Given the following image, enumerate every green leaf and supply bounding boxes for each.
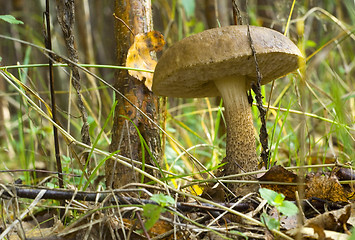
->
[349,228,355,240]
[259,188,279,206]
[274,193,285,206]
[143,204,162,230]
[143,194,174,231]
[150,193,175,207]
[0,15,24,24]
[260,212,280,230]
[278,200,299,217]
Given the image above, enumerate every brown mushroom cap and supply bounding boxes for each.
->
[153,25,304,98]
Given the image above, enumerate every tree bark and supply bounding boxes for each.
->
[106,0,161,189]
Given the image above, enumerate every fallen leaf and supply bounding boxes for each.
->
[287,227,350,240]
[305,204,351,232]
[148,220,174,239]
[258,165,299,200]
[305,172,349,203]
[120,216,177,239]
[126,31,165,90]
[348,203,355,226]
[267,207,298,230]
[258,166,352,203]
[307,223,328,240]
[335,167,355,182]
[335,167,355,199]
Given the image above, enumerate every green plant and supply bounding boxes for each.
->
[350,227,355,240]
[259,188,299,230]
[0,15,24,25]
[0,14,23,63]
[142,193,175,231]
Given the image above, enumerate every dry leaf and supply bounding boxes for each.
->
[305,204,351,232]
[258,165,299,200]
[268,207,298,230]
[287,227,350,240]
[305,173,349,203]
[148,220,174,239]
[259,166,352,203]
[287,204,353,240]
[335,167,355,200]
[119,218,176,239]
[126,31,165,90]
[307,223,328,240]
[348,202,355,226]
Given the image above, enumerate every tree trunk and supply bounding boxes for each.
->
[106,0,161,189]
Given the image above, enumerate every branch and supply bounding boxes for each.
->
[0,185,251,214]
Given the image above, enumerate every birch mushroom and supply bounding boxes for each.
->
[152,26,304,192]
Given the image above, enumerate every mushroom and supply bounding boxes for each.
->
[152,25,304,192]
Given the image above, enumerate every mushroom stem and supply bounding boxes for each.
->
[214,76,258,191]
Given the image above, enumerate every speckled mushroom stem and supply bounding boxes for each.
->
[215,76,258,191]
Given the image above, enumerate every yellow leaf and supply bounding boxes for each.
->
[126,31,165,91]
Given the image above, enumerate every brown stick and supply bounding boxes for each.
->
[0,185,251,213]
[246,23,270,168]
[55,0,92,169]
[44,0,64,192]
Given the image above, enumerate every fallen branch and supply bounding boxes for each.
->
[0,185,251,214]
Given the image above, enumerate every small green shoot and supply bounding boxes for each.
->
[259,188,299,230]
[142,193,174,231]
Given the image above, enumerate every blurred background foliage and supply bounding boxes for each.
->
[0,0,353,186]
